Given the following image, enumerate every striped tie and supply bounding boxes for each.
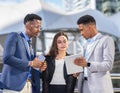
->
[28,40,34,59]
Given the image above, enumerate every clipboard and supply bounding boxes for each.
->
[65,54,83,74]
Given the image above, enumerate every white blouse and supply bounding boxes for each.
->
[50,58,66,85]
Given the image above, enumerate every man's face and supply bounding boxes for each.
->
[26,19,42,38]
[78,24,92,39]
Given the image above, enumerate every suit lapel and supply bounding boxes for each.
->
[86,34,103,60]
[86,40,100,60]
[20,32,31,58]
[23,39,31,57]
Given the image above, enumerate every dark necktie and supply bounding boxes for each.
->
[27,40,33,80]
[28,40,34,59]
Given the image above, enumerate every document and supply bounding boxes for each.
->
[65,54,83,74]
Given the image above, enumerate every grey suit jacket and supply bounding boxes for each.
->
[78,33,115,93]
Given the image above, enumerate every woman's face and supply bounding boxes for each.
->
[57,35,68,52]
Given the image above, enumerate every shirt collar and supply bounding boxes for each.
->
[87,33,101,43]
[22,32,31,41]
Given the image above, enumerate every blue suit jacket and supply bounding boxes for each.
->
[1,32,41,93]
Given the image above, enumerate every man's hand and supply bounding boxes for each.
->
[74,57,87,67]
[29,57,43,68]
[39,61,47,72]
[29,57,47,71]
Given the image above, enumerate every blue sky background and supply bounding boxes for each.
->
[0,0,64,10]
[44,0,64,10]
[44,0,62,5]
[45,0,60,4]
[0,0,25,3]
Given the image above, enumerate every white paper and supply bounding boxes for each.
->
[65,54,83,74]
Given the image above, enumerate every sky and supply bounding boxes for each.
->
[44,0,64,10]
[0,0,25,3]
[0,0,64,10]
[0,0,26,5]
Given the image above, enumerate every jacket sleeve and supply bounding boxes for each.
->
[3,32,30,71]
[88,36,115,72]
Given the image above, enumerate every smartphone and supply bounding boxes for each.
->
[38,55,46,62]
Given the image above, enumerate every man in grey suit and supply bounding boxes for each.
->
[74,15,115,93]
[1,14,47,93]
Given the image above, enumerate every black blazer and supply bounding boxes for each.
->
[42,54,77,93]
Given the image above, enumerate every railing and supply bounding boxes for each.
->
[0,73,120,93]
[111,73,120,92]
[74,73,120,93]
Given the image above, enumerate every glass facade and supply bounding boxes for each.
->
[63,0,120,16]
[96,0,120,16]
[63,0,90,11]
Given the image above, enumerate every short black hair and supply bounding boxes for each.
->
[77,15,96,25]
[24,13,42,24]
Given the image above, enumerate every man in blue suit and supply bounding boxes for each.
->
[1,14,47,93]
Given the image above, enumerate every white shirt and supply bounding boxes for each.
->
[84,33,101,78]
[85,33,100,60]
[50,59,66,85]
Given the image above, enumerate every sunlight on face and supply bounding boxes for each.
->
[26,19,42,38]
[78,24,92,39]
[57,35,68,52]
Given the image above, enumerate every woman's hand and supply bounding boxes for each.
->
[73,72,80,77]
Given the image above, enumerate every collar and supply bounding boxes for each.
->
[87,33,101,43]
[21,32,31,41]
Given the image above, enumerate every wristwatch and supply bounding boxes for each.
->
[87,62,91,67]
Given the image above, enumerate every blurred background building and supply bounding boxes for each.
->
[96,0,120,16]
[0,0,120,92]
[63,0,120,16]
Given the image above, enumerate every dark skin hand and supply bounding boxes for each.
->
[39,61,47,72]
[29,57,47,71]
[73,57,88,77]
[74,57,87,67]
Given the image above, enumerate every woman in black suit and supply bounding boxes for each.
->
[42,32,78,93]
